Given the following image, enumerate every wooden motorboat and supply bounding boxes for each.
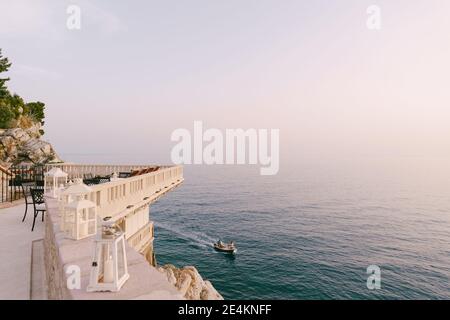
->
[213,241,237,254]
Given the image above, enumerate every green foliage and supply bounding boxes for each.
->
[0,49,11,99]
[0,103,15,128]
[8,93,25,118]
[25,101,45,125]
[0,49,46,131]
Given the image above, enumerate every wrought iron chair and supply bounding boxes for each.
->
[20,182,36,222]
[30,188,46,231]
[83,178,96,186]
[97,177,110,184]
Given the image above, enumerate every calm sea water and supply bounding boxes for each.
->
[151,159,450,300]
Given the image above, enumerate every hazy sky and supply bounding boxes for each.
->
[1,0,449,165]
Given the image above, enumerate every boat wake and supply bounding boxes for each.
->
[154,222,216,249]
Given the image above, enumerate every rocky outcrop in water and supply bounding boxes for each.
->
[158,264,223,300]
[0,125,62,167]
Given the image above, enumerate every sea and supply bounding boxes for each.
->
[151,158,450,300]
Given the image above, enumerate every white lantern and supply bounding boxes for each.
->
[62,178,92,197]
[61,179,94,236]
[87,218,130,292]
[63,199,97,240]
[44,168,68,198]
[110,172,119,181]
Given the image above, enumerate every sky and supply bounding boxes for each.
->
[1,0,450,166]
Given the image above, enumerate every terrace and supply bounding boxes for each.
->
[0,163,185,299]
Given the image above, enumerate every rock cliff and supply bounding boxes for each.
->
[0,124,62,167]
[158,264,223,300]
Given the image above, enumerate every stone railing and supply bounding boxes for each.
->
[88,165,183,220]
[42,163,185,299]
[45,164,183,220]
[45,163,173,180]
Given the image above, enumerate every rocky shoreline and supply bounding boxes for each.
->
[158,264,223,300]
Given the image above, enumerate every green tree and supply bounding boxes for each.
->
[0,49,11,99]
[8,93,25,117]
[25,101,45,125]
[0,103,15,128]
[0,49,46,131]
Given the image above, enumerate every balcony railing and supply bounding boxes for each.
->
[0,163,184,217]
[0,164,14,203]
[0,164,45,203]
[46,163,184,220]
[44,163,174,180]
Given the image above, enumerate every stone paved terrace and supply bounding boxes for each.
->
[0,199,184,300]
[0,202,44,299]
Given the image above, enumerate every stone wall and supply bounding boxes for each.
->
[43,206,72,299]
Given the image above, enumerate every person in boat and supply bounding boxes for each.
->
[230,241,235,248]
[217,240,224,248]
